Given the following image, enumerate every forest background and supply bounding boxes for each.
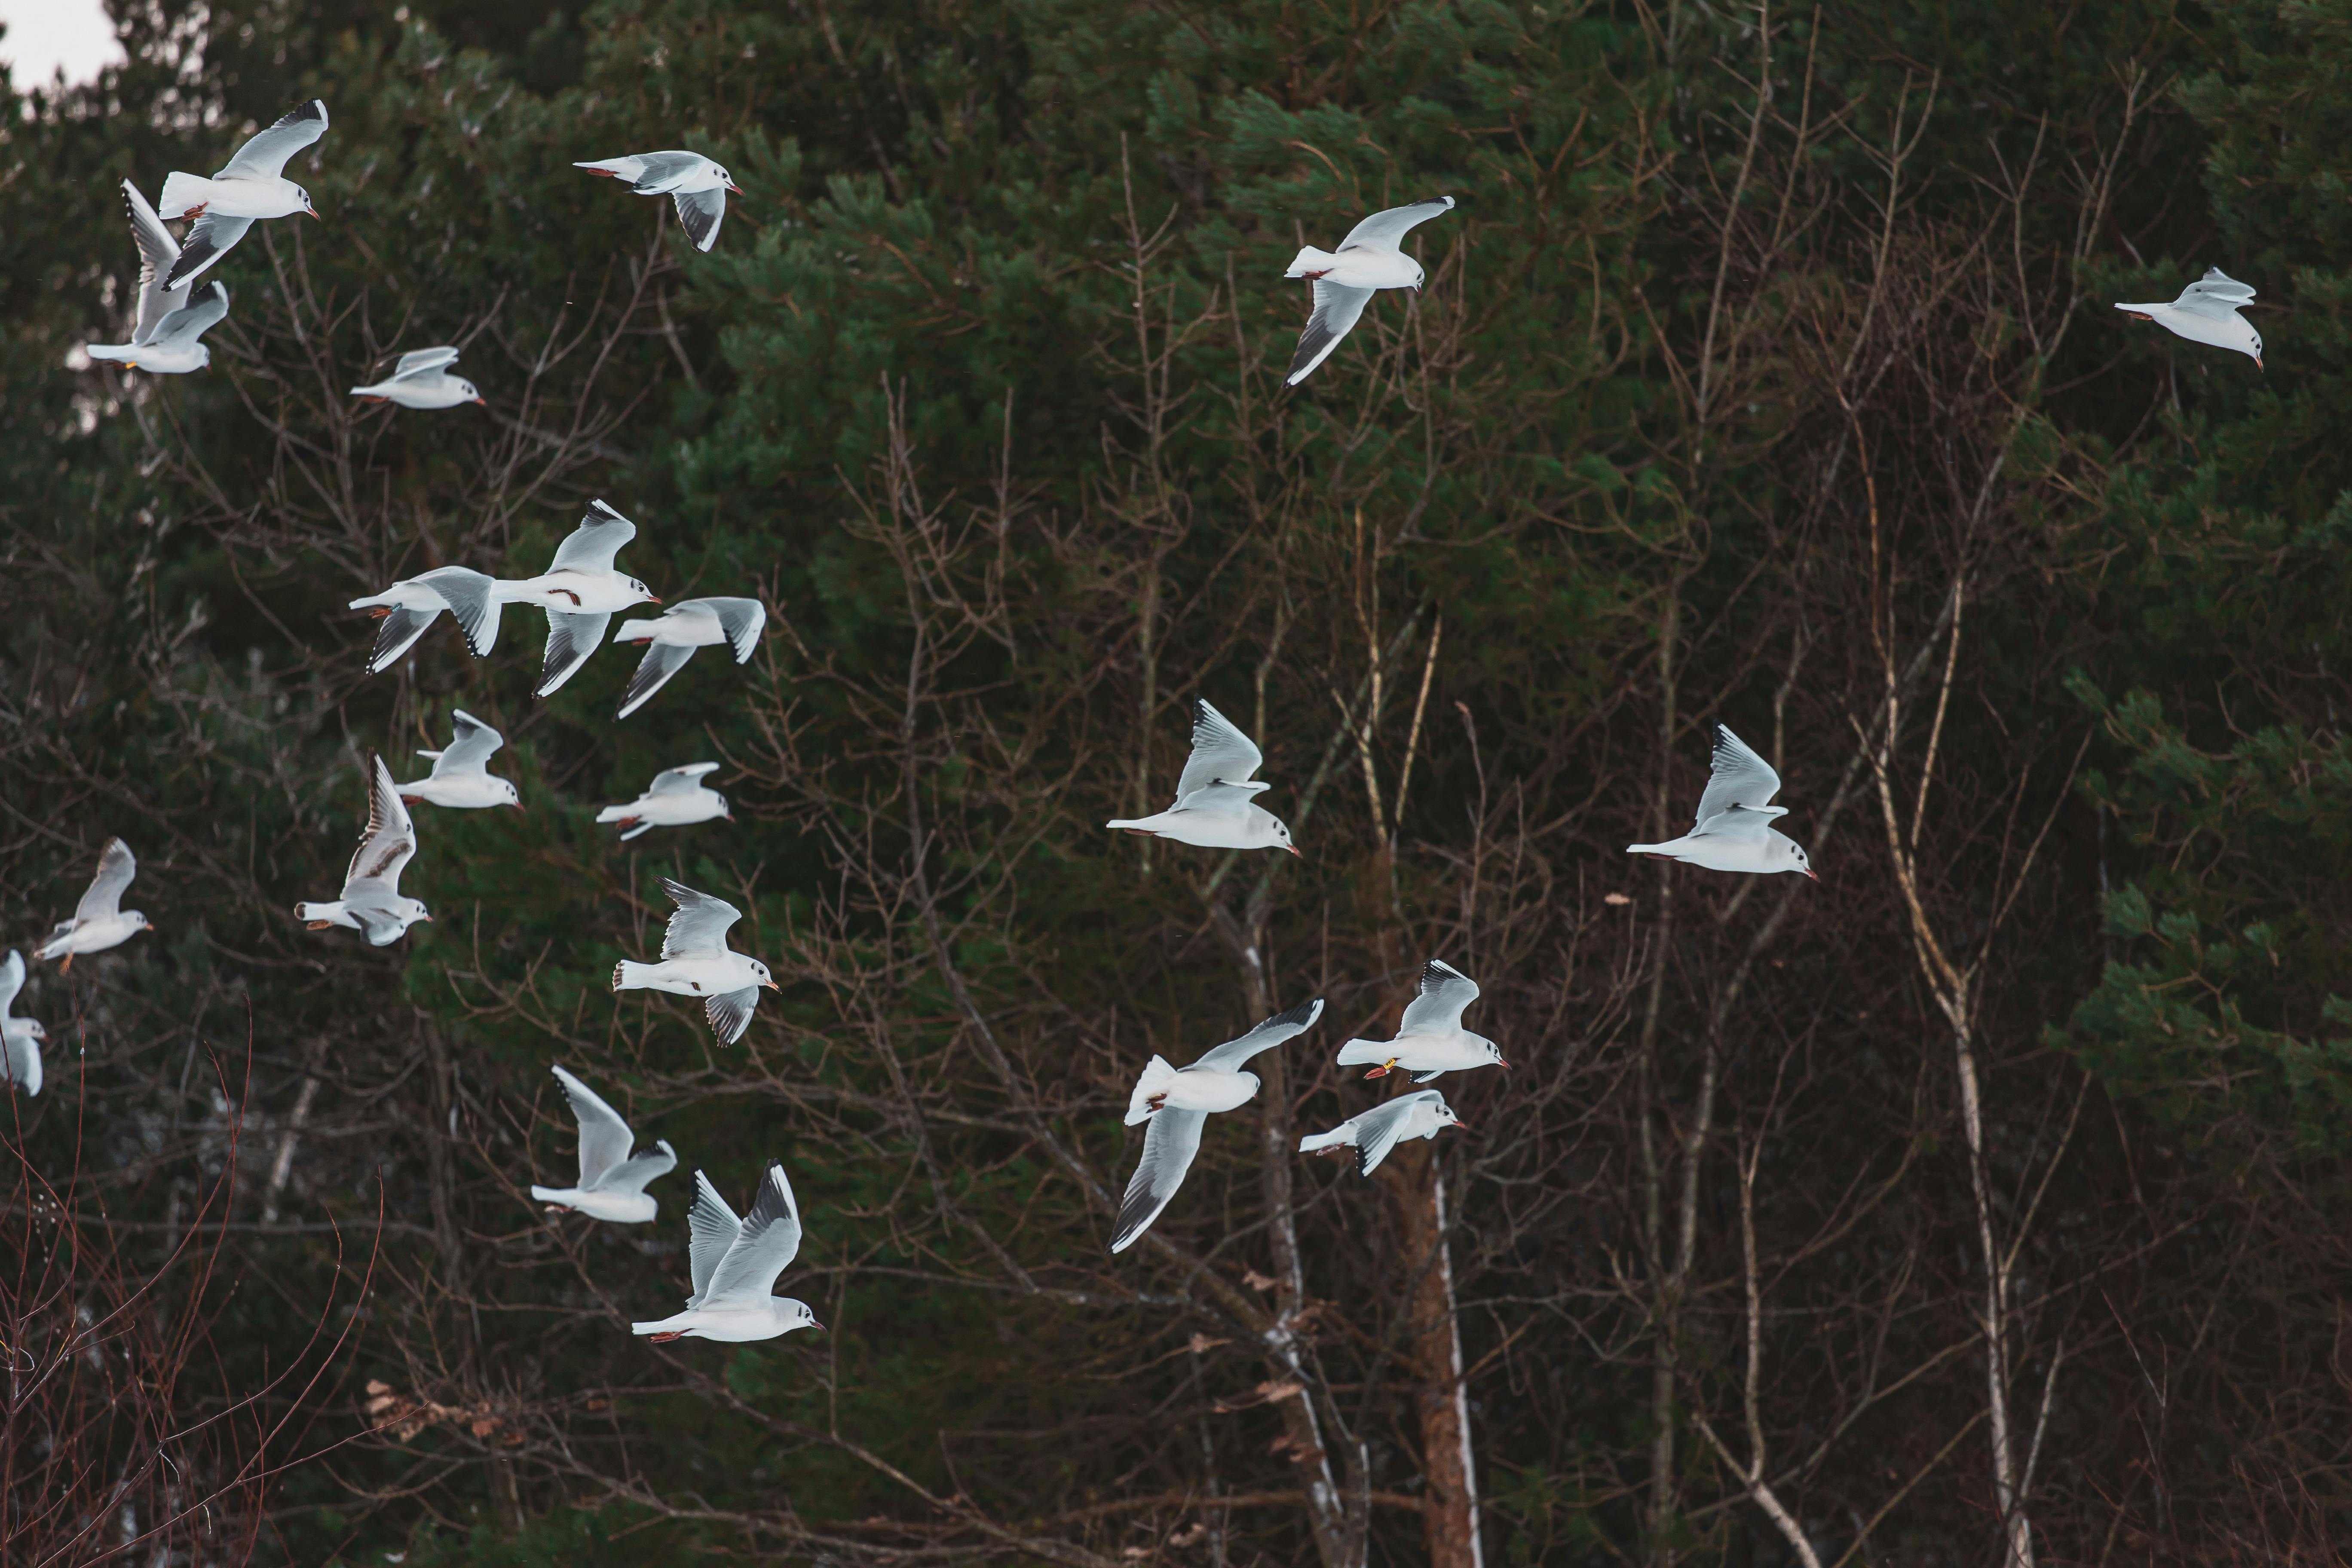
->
[5,0,2351,1564]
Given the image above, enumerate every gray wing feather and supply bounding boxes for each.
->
[149,282,228,347]
[1172,698,1265,806]
[121,181,185,344]
[3,1033,41,1097]
[673,186,727,251]
[684,1170,741,1307]
[1352,1097,1419,1176]
[648,763,720,795]
[604,1140,677,1197]
[703,1164,804,1305]
[433,709,503,777]
[392,346,460,379]
[1193,997,1324,1072]
[1109,1110,1205,1253]
[1692,723,1783,832]
[536,610,612,696]
[1283,279,1373,387]
[2178,267,2256,310]
[550,1064,637,1189]
[342,756,416,895]
[220,98,328,179]
[162,212,254,290]
[706,597,766,662]
[616,641,697,719]
[659,878,742,959]
[1398,959,1479,1035]
[547,501,637,574]
[367,605,441,673]
[705,986,761,1046]
[0,952,21,1015]
[74,839,138,925]
[1336,195,1456,253]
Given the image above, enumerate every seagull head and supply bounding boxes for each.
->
[458,378,486,406]
[1481,1038,1510,1071]
[751,959,779,992]
[124,911,151,934]
[628,577,661,606]
[21,1021,47,1043]
[496,778,524,810]
[296,187,320,220]
[778,1296,822,1334]
[714,165,742,195]
[1269,816,1302,858]
[1785,840,1817,881]
[1434,1098,1466,1130]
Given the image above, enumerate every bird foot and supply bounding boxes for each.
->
[1317,1145,1352,1160]
[542,1204,572,1215]
[554,588,582,606]
[1124,828,1157,838]
[649,1331,684,1344]
[1146,1093,1169,1112]
[366,606,392,619]
[178,202,207,220]
[615,817,640,829]
[1361,1059,1399,1080]
[2124,310,2154,321]
[1300,268,1332,280]
[58,954,73,974]
[306,921,334,931]
[399,794,422,805]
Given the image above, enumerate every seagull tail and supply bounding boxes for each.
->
[527,1185,569,1204]
[1284,245,1340,279]
[1333,1038,1392,1067]
[432,567,502,656]
[614,960,648,992]
[158,171,211,219]
[1298,1124,1352,1154]
[1124,1055,1180,1126]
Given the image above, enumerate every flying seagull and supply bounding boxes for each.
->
[0,952,47,1097]
[595,763,729,841]
[1626,723,1816,879]
[351,346,484,409]
[159,98,329,288]
[634,1162,822,1343]
[397,710,521,809]
[529,1064,677,1222]
[35,839,150,971]
[1282,196,1456,386]
[1299,1090,1463,1176]
[576,152,741,252]
[85,181,230,375]
[1110,998,1323,1254]
[434,500,659,697]
[1335,960,1508,1082]
[1106,699,1298,854]
[611,597,766,718]
[295,756,431,946]
[613,878,778,1045]
[2115,268,2262,368]
[348,564,499,674]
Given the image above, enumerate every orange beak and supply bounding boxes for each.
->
[1802,866,1819,882]
[763,980,780,992]
[1452,1117,1471,1130]
[473,395,488,406]
[726,181,744,196]
[1284,844,1303,858]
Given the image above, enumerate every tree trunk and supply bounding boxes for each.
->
[1386,1144,1482,1568]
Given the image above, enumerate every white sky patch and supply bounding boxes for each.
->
[2,0,125,92]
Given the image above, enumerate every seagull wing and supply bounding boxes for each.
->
[1335,195,1456,253]
[3,1032,40,1097]
[121,181,185,344]
[1692,722,1784,833]
[549,1064,637,1188]
[392,346,460,380]
[162,212,254,290]
[616,642,698,719]
[341,756,416,897]
[706,597,767,662]
[1283,278,1373,387]
[1350,1094,1430,1176]
[620,151,709,193]
[536,610,612,696]
[658,878,742,959]
[1192,998,1324,1072]
[0,951,24,1016]
[220,98,329,179]
[547,500,637,574]
[604,1140,678,1197]
[1398,959,1480,1035]
[432,709,504,777]
[148,282,228,347]
[702,1163,805,1305]
[1109,1109,1205,1253]
[1172,698,1265,806]
[673,186,727,252]
[74,839,138,925]
[683,1170,741,1308]
[2177,266,2256,313]
[366,605,441,673]
[704,986,761,1046]
[648,763,721,796]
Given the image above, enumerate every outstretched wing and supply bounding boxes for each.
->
[536,610,612,697]
[0,951,24,1016]
[705,986,761,1046]
[1283,279,1373,387]
[547,500,637,574]
[1173,698,1266,807]
[432,709,504,777]
[1398,959,1480,1035]
[1336,195,1456,254]
[366,604,441,673]
[683,1170,741,1308]
[702,1163,804,1305]
[149,282,228,347]
[549,1064,637,1189]
[2177,266,2256,313]
[220,98,329,179]
[341,756,416,897]
[605,1140,677,1197]
[659,878,742,960]
[74,839,138,926]
[1192,997,1324,1072]
[162,214,254,290]
[392,346,459,379]
[673,186,727,252]
[616,642,697,719]
[120,181,185,344]
[1351,1096,1419,1176]
[706,597,766,662]
[648,762,721,796]
[1109,1109,1205,1254]
[1692,722,1783,832]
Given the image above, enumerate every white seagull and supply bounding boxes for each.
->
[634,1163,822,1343]
[397,710,522,810]
[35,839,150,971]
[611,597,766,718]
[1335,959,1508,1082]
[1106,699,1298,854]
[1626,723,1816,879]
[351,346,484,410]
[349,564,498,674]
[613,878,778,1045]
[435,500,659,697]
[596,763,729,841]
[0,952,47,1097]
[85,181,230,375]
[576,152,741,252]
[1282,196,1456,386]
[2115,268,2263,368]
[1110,998,1324,1254]
[295,756,431,946]
[159,99,329,288]
[1300,1090,1463,1176]
[529,1064,676,1222]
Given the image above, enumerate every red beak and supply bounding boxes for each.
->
[1802,867,1819,882]
[726,181,744,196]
[473,395,488,406]
[1284,844,1303,858]
[1452,1116,1471,1130]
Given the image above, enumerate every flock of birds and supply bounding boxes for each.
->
[18,96,2270,1341]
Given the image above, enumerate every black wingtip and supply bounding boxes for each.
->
[1265,997,1324,1031]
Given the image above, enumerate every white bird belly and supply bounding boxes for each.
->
[404,777,508,808]
[532,1185,656,1223]
[202,177,306,219]
[621,956,742,995]
[518,572,640,612]
[1323,251,1422,289]
[1161,1069,1258,1113]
